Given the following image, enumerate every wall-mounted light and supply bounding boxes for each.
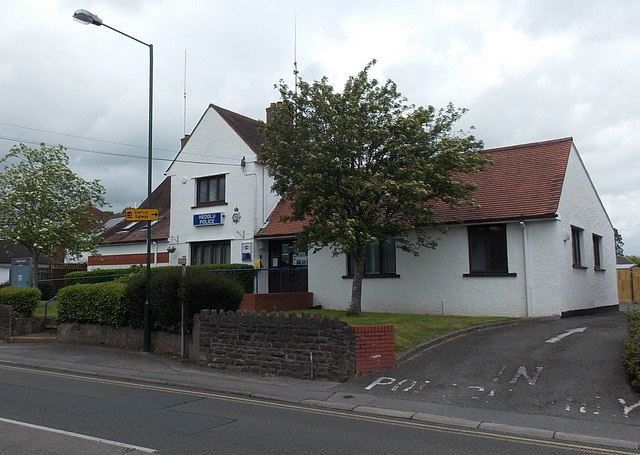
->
[241,156,246,169]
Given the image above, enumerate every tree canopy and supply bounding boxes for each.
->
[0,143,108,267]
[261,62,488,314]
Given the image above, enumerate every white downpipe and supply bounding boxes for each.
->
[520,222,532,317]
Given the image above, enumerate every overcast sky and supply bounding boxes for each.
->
[2,0,639,253]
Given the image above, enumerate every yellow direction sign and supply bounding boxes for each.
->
[125,208,159,221]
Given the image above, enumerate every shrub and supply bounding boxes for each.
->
[57,281,127,326]
[182,269,244,315]
[0,286,41,316]
[624,312,640,390]
[65,266,142,285]
[124,267,245,333]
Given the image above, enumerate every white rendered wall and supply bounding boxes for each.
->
[309,223,561,318]
[556,145,617,312]
[166,106,278,266]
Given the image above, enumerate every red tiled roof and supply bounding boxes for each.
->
[101,176,171,244]
[436,137,572,223]
[256,137,574,236]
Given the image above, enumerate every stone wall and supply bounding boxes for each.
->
[0,304,13,341]
[57,322,192,355]
[195,310,356,381]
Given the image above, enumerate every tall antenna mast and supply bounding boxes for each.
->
[293,13,299,95]
[183,50,187,136]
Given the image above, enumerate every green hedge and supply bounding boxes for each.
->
[57,282,128,326]
[0,286,41,316]
[65,266,142,285]
[124,267,244,333]
[66,264,254,293]
[624,312,640,390]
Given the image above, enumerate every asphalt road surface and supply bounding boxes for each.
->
[344,311,640,426]
[0,364,622,454]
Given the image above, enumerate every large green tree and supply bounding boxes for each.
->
[0,143,108,283]
[261,62,488,315]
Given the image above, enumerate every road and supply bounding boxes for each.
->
[344,311,640,425]
[0,364,626,455]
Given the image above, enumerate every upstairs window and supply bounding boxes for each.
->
[571,226,584,267]
[467,224,509,274]
[196,174,225,206]
[593,234,603,269]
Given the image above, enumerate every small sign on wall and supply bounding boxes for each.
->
[242,242,252,262]
[193,212,223,226]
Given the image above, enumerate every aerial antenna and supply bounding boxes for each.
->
[183,50,187,136]
[293,13,299,95]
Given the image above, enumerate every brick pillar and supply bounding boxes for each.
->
[354,325,395,374]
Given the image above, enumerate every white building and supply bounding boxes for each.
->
[94,103,617,317]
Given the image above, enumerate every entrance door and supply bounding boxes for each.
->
[268,239,308,293]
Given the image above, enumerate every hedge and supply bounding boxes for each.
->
[57,281,128,326]
[124,267,244,333]
[0,286,41,316]
[624,312,640,390]
[66,264,254,293]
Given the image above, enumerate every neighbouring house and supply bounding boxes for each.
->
[90,101,617,318]
[0,241,59,284]
[87,177,171,269]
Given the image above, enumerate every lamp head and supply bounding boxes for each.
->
[72,9,103,26]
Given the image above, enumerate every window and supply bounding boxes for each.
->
[593,234,603,270]
[196,175,225,206]
[571,226,584,267]
[347,236,397,276]
[191,240,230,265]
[467,224,509,274]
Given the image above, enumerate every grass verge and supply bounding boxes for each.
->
[296,309,512,352]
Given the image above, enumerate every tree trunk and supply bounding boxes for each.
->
[347,247,366,315]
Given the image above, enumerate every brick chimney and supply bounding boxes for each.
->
[180,134,191,149]
[265,101,284,123]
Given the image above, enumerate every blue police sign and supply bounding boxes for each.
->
[193,212,223,226]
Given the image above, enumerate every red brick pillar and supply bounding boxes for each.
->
[354,325,395,374]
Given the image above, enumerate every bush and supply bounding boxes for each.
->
[0,286,41,316]
[65,266,143,285]
[624,312,640,390]
[57,281,127,326]
[124,267,244,333]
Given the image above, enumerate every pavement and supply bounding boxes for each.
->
[0,307,639,452]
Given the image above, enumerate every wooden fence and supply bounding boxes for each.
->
[617,268,640,302]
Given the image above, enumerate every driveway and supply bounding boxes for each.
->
[341,310,640,425]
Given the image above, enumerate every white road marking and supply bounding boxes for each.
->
[618,398,640,417]
[545,327,587,343]
[0,416,157,453]
[509,366,543,385]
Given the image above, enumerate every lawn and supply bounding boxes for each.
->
[296,309,512,352]
[34,299,58,319]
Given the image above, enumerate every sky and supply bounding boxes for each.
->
[1,0,640,253]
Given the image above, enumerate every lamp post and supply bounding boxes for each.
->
[73,9,153,352]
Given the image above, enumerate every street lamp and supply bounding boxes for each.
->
[73,9,153,352]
